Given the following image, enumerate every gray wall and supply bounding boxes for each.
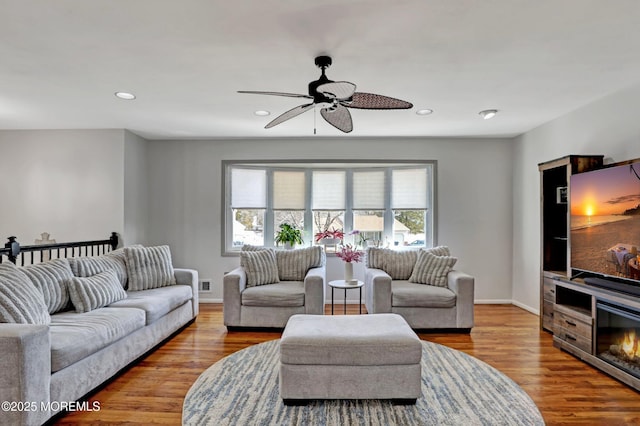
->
[0,129,125,244]
[146,137,514,302]
[511,83,640,312]
[124,130,148,246]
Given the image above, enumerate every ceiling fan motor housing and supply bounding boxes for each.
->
[309,56,334,102]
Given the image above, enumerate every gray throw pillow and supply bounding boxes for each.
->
[365,247,386,269]
[241,249,280,287]
[68,253,128,288]
[382,250,418,280]
[423,246,451,257]
[20,258,74,314]
[408,251,457,287]
[0,262,51,324]
[125,245,176,291]
[66,270,128,313]
[275,246,324,281]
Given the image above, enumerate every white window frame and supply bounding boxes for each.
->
[222,160,437,255]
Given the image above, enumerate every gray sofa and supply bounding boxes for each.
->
[0,247,198,426]
[223,246,326,328]
[364,247,474,331]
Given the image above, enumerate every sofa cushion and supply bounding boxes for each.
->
[241,249,280,287]
[242,282,304,307]
[275,246,324,281]
[280,313,421,366]
[49,307,146,372]
[408,251,457,287]
[392,281,457,308]
[125,245,176,291]
[20,258,74,314]
[0,262,51,324]
[109,285,193,325]
[66,270,128,313]
[68,252,128,288]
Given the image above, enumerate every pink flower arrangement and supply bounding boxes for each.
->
[314,228,344,242]
[336,244,364,263]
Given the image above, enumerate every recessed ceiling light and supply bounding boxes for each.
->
[479,109,498,120]
[254,110,270,116]
[416,109,433,116]
[115,91,136,100]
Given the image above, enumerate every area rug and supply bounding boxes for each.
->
[183,339,544,425]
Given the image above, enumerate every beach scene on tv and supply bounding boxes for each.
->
[571,162,640,281]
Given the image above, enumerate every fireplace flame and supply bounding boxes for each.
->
[620,330,639,359]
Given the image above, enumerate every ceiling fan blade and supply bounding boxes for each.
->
[316,82,356,100]
[320,104,353,133]
[346,92,413,109]
[238,90,313,99]
[265,103,315,129]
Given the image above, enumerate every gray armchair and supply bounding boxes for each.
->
[223,247,326,328]
[363,247,474,331]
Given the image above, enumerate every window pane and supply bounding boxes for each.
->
[352,210,384,248]
[313,210,345,235]
[394,210,426,247]
[392,168,427,209]
[312,171,345,210]
[231,168,266,208]
[273,171,305,210]
[274,211,305,242]
[353,170,385,209]
[232,209,264,247]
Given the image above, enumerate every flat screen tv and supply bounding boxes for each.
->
[570,159,640,295]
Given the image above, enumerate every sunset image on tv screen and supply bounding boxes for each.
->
[570,162,640,280]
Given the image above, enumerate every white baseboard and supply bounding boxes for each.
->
[199,298,223,304]
[474,299,512,304]
[511,300,540,316]
[196,298,541,317]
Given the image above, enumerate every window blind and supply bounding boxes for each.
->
[312,170,345,210]
[392,168,427,209]
[231,168,266,208]
[353,170,385,209]
[273,170,305,210]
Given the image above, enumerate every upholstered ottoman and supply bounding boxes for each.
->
[279,313,422,405]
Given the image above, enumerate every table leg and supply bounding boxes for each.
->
[331,287,334,315]
[359,287,362,314]
[343,289,347,315]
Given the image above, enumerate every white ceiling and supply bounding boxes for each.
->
[2,1,640,140]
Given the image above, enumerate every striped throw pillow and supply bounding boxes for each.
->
[68,254,128,288]
[21,258,74,314]
[408,251,457,287]
[67,270,127,313]
[241,249,280,287]
[424,246,451,257]
[382,250,418,280]
[0,262,51,324]
[125,245,176,291]
[275,246,324,281]
[365,247,386,269]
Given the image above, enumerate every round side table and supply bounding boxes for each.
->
[328,280,364,315]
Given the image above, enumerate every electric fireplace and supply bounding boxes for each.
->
[596,301,640,380]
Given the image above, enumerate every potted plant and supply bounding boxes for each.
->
[336,244,364,284]
[314,228,344,245]
[275,223,304,249]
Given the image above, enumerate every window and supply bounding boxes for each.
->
[230,168,266,247]
[223,161,435,254]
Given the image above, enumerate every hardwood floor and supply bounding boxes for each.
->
[54,304,640,425]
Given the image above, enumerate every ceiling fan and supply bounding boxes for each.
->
[238,56,413,133]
